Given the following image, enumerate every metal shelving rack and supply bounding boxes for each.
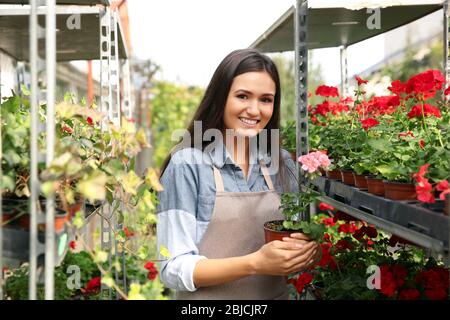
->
[250,0,449,262]
[0,0,132,300]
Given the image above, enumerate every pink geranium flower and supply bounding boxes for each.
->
[298,151,331,173]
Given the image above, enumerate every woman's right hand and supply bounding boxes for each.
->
[249,238,319,276]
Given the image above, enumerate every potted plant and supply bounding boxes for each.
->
[287,207,450,300]
[263,151,330,243]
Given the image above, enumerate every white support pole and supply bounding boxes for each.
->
[111,10,121,127]
[340,45,348,97]
[99,7,113,300]
[44,0,56,301]
[29,0,46,301]
[121,60,132,120]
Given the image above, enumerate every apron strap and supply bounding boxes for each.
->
[213,166,225,192]
[259,160,274,190]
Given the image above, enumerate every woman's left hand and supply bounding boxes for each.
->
[282,233,322,269]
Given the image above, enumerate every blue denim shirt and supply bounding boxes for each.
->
[156,139,299,292]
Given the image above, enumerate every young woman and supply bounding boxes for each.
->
[156,49,321,300]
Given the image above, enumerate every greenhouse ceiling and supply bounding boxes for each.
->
[250,1,443,52]
[0,6,128,61]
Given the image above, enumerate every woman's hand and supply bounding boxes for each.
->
[250,234,321,276]
[282,233,322,269]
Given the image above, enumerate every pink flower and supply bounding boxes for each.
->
[298,151,331,173]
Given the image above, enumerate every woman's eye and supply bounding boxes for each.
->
[237,94,248,100]
[261,98,273,103]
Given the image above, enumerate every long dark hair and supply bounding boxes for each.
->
[159,48,291,191]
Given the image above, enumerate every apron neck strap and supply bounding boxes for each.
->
[259,160,274,190]
[213,166,225,192]
[212,160,274,192]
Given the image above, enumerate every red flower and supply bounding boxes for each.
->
[315,85,339,98]
[333,211,359,223]
[388,80,406,96]
[123,227,134,238]
[69,240,76,250]
[338,223,357,234]
[407,104,441,119]
[145,261,158,281]
[340,96,354,104]
[323,233,332,242]
[87,117,94,126]
[436,180,450,200]
[289,272,313,293]
[413,164,430,182]
[405,69,445,97]
[361,118,379,131]
[380,265,397,297]
[416,178,435,203]
[321,217,335,227]
[415,267,449,300]
[85,276,101,293]
[335,239,353,251]
[444,86,450,95]
[419,139,425,149]
[319,202,334,211]
[61,125,73,134]
[398,131,415,138]
[355,76,368,86]
[317,243,334,268]
[436,180,449,191]
[399,288,420,300]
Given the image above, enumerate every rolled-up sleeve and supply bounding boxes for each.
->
[156,152,207,292]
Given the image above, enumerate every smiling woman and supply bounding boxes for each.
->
[156,49,321,300]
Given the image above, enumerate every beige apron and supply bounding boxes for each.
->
[177,160,289,300]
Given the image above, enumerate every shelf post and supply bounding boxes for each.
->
[295,0,309,221]
[44,0,57,301]
[340,45,348,97]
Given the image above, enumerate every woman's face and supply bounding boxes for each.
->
[223,71,275,137]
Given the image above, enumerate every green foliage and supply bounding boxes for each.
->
[151,81,203,169]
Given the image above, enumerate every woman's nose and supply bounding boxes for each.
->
[246,99,260,115]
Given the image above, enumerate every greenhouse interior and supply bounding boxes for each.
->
[0,0,449,306]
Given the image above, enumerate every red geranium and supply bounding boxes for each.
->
[315,85,339,98]
[87,117,94,126]
[444,86,450,95]
[338,223,358,234]
[415,267,449,300]
[335,239,353,251]
[69,240,76,250]
[361,117,379,131]
[319,202,334,211]
[83,276,101,294]
[388,79,406,96]
[398,288,420,300]
[144,261,158,281]
[321,217,335,227]
[355,76,368,86]
[407,104,441,119]
[398,131,415,138]
[404,69,445,98]
[123,227,134,238]
[288,272,314,293]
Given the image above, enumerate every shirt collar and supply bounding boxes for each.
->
[207,136,272,169]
